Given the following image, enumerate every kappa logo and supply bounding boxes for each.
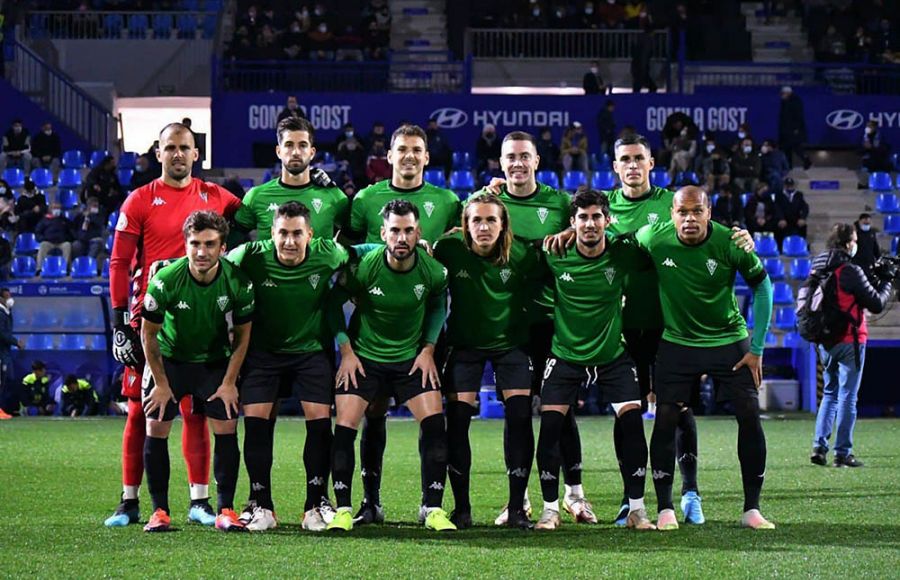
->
[423,201,435,218]
[647,212,659,225]
[609,214,619,225]
[631,467,647,477]
[308,476,325,486]
[508,467,529,478]
[413,283,425,300]
[311,198,323,214]
[251,482,266,491]
[559,272,574,282]
[115,212,128,232]
[151,197,166,206]
[308,273,321,289]
[369,286,385,296]
[267,202,279,212]
[652,469,672,480]
[662,258,678,268]
[603,267,616,284]
[176,300,190,310]
[706,258,718,276]
[455,269,471,279]
[333,481,348,491]
[499,268,512,283]
[216,295,230,312]
[539,470,558,481]
[143,294,159,312]
[536,207,549,224]
[428,481,444,491]
[262,278,277,288]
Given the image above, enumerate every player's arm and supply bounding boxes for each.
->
[410,267,447,390]
[140,319,174,421]
[233,189,257,234]
[544,226,576,256]
[733,255,772,388]
[328,271,366,390]
[109,228,144,367]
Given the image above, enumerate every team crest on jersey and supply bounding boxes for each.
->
[413,283,425,300]
[647,212,659,225]
[423,201,435,218]
[603,267,616,284]
[499,268,512,284]
[706,259,718,276]
[115,212,128,232]
[267,202,279,212]
[312,198,323,214]
[537,207,549,224]
[217,295,230,312]
[143,294,158,312]
[308,274,321,289]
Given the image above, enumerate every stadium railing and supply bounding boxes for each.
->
[464,28,670,60]
[216,58,392,93]
[25,10,219,40]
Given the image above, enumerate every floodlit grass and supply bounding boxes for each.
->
[1,415,898,578]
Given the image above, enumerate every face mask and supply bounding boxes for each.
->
[13,127,22,134]
[706,143,715,153]
[533,8,540,16]
[761,146,770,154]
[44,130,52,136]
[345,131,354,138]
[738,131,746,139]
[743,146,752,154]
[0,187,5,194]
[4,298,13,309]
[318,24,327,33]
[848,242,858,257]
[89,207,99,214]
[860,223,871,232]
[866,127,875,134]
[585,7,594,14]
[51,209,61,217]
[590,67,598,74]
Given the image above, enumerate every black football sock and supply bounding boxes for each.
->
[503,395,533,512]
[536,410,566,504]
[144,435,170,514]
[360,415,386,506]
[734,397,767,512]
[613,414,628,505]
[559,408,583,486]
[420,413,448,508]
[303,418,333,510]
[243,417,274,510]
[214,433,240,513]
[619,408,649,501]
[676,407,700,495]
[650,403,680,512]
[331,425,357,509]
[446,401,474,512]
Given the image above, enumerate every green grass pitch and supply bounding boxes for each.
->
[2,415,898,578]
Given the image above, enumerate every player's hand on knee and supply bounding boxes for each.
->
[543,228,576,257]
[144,382,174,421]
[208,382,240,420]
[336,349,365,391]
[733,352,763,388]
[410,347,440,390]
[730,227,755,253]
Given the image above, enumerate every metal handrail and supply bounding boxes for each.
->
[465,28,670,60]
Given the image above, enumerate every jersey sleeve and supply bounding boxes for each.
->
[349,191,368,236]
[618,238,653,272]
[334,190,351,232]
[554,194,570,233]
[225,240,250,266]
[735,243,767,286]
[212,182,242,219]
[142,272,168,324]
[447,195,462,233]
[234,188,257,232]
[115,189,147,237]
[233,274,255,326]
[633,224,655,252]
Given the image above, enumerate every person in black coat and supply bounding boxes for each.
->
[30,122,62,177]
[712,189,744,228]
[536,127,561,172]
[596,100,616,161]
[0,288,22,417]
[852,213,881,280]
[81,156,124,213]
[744,182,782,236]
[582,61,607,94]
[774,176,810,244]
[13,180,48,234]
[778,86,811,170]
[475,124,501,173]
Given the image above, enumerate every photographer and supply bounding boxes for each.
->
[810,223,895,469]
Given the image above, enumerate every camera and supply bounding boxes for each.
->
[873,255,900,284]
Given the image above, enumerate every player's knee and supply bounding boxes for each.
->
[209,418,237,435]
[613,400,642,416]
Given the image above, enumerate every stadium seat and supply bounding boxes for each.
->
[650,170,671,188]
[59,334,89,350]
[774,307,797,329]
[675,171,699,186]
[107,212,119,231]
[152,13,173,38]
[58,189,80,210]
[869,171,893,192]
[423,169,446,188]
[765,332,779,347]
[772,282,794,304]
[117,169,134,188]
[740,192,751,206]
[105,235,114,253]
[177,14,199,37]
[58,168,82,189]
[590,152,611,171]
[782,235,809,257]
[755,235,779,257]
[876,193,900,213]
[40,255,67,278]
[102,14,124,38]
[2,168,24,188]
[892,236,899,255]
[71,256,98,279]
[15,233,39,255]
[32,310,59,327]
[320,152,335,165]
[452,152,473,170]
[128,14,149,38]
[711,193,720,207]
[764,258,785,280]
[884,215,900,235]
[11,256,37,278]
[536,170,560,189]
[62,309,94,329]
[29,168,53,188]
[591,171,616,190]
[782,331,802,348]
[745,306,754,328]
[62,150,85,168]
[562,171,588,192]
[90,150,110,169]
[118,152,138,169]
[102,257,110,278]
[790,257,811,280]
[239,178,254,191]
[89,335,108,351]
[25,334,55,350]
[449,171,475,196]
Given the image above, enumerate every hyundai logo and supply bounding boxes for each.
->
[826,109,865,131]
[430,108,469,129]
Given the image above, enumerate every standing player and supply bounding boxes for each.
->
[348,124,460,524]
[433,193,542,529]
[105,122,242,527]
[634,186,775,530]
[535,189,654,531]
[226,201,350,531]
[140,211,255,532]
[235,117,349,240]
[327,200,455,532]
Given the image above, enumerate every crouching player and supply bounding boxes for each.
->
[140,211,255,532]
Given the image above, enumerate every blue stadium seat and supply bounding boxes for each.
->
[32,310,59,327]
[71,256,98,279]
[790,257,811,280]
[876,193,900,213]
[102,14,124,38]
[2,168,24,188]
[772,281,794,304]
[177,14,199,37]
[650,170,671,188]
[181,0,200,10]
[62,309,94,329]
[782,331,802,348]
[782,235,809,257]
[449,171,475,196]
[58,168,82,189]
[40,255,67,278]
[734,271,747,288]
[15,233,39,255]
[320,152,335,165]
[107,212,119,231]
[562,171,588,192]
[711,193,720,207]
[105,235,114,253]
[29,168,53,188]
[765,332,779,347]
[764,258,785,280]
[62,150,85,168]
[102,257,110,278]
[423,169,446,188]
[745,306,753,329]
[452,152,472,171]
[591,171,616,190]
[755,235,779,257]
[128,14,149,38]
[774,307,797,329]
[205,0,224,10]
[25,334,55,350]
[118,152,138,169]
[893,153,900,172]
[60,334,89,350]
[536,170,560,189]
[117,169,134,188]
[11,256,37,278]
[89,335,108,351]
[90,150,110,169]
[592,152,611,170]
[239,178,254,191]
[740,192,752,206]
[892,236,899,255]
[884,215,900,235]
[152,14,173,38]
[675,171,699,186]
[869,171,893,192]
[478,171,497,187]
[58,189,80,210]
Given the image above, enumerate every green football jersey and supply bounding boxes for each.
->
[545,239,649,366]
[143,257,255,363]
[496,182,571,241]
[634,220,766,348]
[434,234,543,351]
[226,238,349,354]
[350,180,461,243]
[606,186,675,330]
[342,246,448,362]
[235,178,349,241]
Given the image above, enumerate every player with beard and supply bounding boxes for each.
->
[105,123,241,528]
[236,117,348,240]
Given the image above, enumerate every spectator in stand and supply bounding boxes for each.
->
[366,137,391,183]
[760,139,790,193]
[730,138,761,194]
[61,374,99,417]
[730,122,753,156]
[144,140,162,175]
[874,18,899,61]
[817,24,847,61]
[853,212,881,281]
[130,154,155,190]
[226,24,254,60]
[0,179,12,202]
[30,121,62,178]
[336,129,367,185]
[21,360,54,417]
[583,60,607,95]
[561,121,589,173]
[849,26,876,62]
[712,188,744,228]
[0,287,21,419]
[598,0,625,29]
[341,180,358,199]
[0,194,17,235]
[480,158,504,186]
[335,122,356,150]
[364,0,392,31]
[527,3,547,28]
[630,25,658,92]
[702,147,731,194]
[624,0,649,28]
[577,1,599,28]
[364,19,390,60]
[277,95,307,125]
[308,20,335,60]
[72,196,107,260]
[659,111,696,169]
[365,121,387,151]
[536,127,561,172]
[0,119,32,173]
[14,179,48,234]
[548,5,572,28]
[425,118,453,175]
[859,119,892,187]
[254,25,282,60]
[35,201,73,273]
[476,123,501,173]
[335,24,365,61]
[596,100,617,160]
[778,86,811,170]
[744,182,781,237]
[666,123,698,180]
[81,155,123,213]
[669,2,693,57]
[239,4,265,36]
[282,19,307,59]
[775,176,809,244]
